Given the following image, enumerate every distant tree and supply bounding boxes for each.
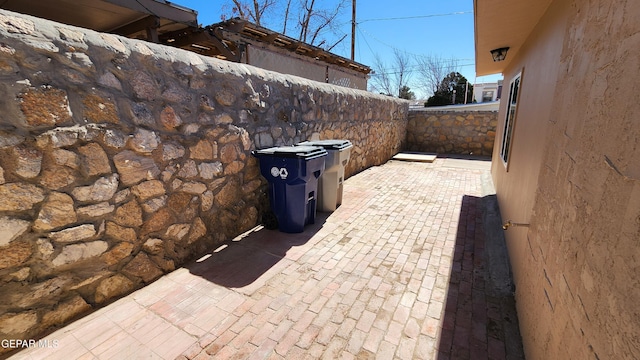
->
[424,93,449,107]
[222,0,276,26]
[399,86,415,100]
[369,54,393,96]
[221,0,348,48]
[369,49,413,98]
[425,72,473,107]
[296,0,347,46]
[414,54,459,96]
[392,50,412,97]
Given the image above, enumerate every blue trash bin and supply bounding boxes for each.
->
[252,146,327,233]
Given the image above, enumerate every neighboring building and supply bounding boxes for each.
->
[475,0,639,359]
[0,1,370,90]
[472,81,503,103]
[198,18,370,90]
[409,101,500,112]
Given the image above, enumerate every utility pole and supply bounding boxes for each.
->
[464,82,469,104]
[351,0,356,60]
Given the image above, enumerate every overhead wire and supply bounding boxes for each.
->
[342,9,475,66]
[356,26,475,75]
[342,10,478,97]
[370,63,475,77]
[293,8,478,93]
[357,11,472,24]
[337,11,471,56]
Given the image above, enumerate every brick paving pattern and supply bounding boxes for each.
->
[11,157,524,360]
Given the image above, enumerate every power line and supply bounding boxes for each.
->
[356,26,474,64]
[355,27,476,76]
[356,26,376,62]
[358,11,472,24]
[371,60,476,74]
[370,64,475,77]
[337,10,472,27]
[347,8,479,96]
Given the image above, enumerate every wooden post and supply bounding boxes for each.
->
[351,0,356,60]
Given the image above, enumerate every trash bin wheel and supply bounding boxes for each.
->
[263,210,279,230]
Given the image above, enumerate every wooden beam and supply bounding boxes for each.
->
[103,0,197,27]
[146,26,159,43]
[207,27,240,61]
[263,33,279,44]
[226,19,247,33]
[168,31,211,48]
[112,16,159,39]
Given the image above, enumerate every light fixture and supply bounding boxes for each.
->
[490,47,510,62]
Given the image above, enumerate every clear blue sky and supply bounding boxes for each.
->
[174,0,502,97]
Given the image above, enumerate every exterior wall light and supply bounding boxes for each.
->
[490,47,510,62]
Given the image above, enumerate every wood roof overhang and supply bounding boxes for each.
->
[474,0,553,76]
[0,0,198,42]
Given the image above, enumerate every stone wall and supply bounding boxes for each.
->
[0,9,408,349]
[405,109,497,156]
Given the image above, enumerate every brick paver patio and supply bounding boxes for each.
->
[10,156,524,360]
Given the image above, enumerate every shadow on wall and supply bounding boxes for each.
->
[437,195,525,359]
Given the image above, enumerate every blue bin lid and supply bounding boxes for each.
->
[296,139,352,150]
[253,145,327,159]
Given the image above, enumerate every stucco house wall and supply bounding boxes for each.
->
[246,45,368,90]
[490,0,640,358]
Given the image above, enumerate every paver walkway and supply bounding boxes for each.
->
[10,156,524,360]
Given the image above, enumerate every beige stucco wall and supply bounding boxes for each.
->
[492,0,640,358]
[245,45,368,90]
[492,0,568,293]
[246,45,327,83]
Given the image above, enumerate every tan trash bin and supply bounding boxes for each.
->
[296,140,352,212]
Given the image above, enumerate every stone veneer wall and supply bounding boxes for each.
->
[0,10,408,347]
[405,110,497,156]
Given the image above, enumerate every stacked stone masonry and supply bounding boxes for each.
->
[0,10,407,349]
[406,110,497,156]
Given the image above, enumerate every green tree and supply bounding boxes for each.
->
[425,72,473,107]
[399,85,415,100]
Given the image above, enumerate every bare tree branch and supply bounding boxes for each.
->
[393,49,412,97]
[221,0,348,48]
[282,0,292,34]
[298,0,314,42]
[368,50,413,97]
[326,33,348,52]
[305,0,346,45]
[414,54,459,95]
[224,0,277,26]
[369,53,393,95]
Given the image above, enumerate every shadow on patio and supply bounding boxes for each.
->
[10,157,526,360]
[437,194,524,359]
[188,213,330,290]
